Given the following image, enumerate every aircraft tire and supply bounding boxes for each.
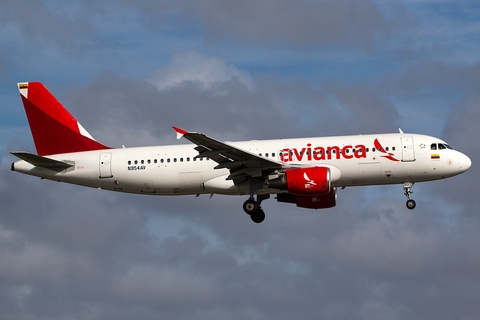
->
[243,199,258,215]
[406,199,416,210]
[250,209,265,223]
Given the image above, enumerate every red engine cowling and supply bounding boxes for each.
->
[268,167,331,195]
[295,188,337,209]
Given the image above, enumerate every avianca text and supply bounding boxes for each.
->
[280,144,367,162]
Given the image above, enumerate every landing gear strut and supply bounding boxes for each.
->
[243,194,269,223]
[403,182,416,210]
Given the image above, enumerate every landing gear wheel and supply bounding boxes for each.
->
[406,199,416,210]
[403,182,416,210]
[250,209,265,223]
[243,199,259,215]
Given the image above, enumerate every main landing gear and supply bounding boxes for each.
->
[403,182,416,210]
[243,194,269,223]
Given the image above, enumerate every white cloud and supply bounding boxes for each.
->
[149,52,252,91]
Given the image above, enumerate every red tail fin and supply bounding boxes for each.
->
[18,82,111,156]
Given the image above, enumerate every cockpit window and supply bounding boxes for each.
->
[432,142,454,150]
[439,143,453,150]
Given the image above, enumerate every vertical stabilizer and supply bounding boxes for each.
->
[17,82,111,156]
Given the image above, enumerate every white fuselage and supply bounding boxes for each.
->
[12,133,471,196]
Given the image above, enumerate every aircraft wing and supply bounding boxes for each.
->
[173,127,286,182]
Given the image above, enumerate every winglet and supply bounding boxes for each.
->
[399,128,404,134]
[173,126,188,140]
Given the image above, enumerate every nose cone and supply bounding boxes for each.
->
[459,153,472,173]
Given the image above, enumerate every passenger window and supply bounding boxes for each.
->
[265,153,269,157]
[386,147,389,152]
[431,143,437,150]
[128,160,131,165]
[372,148,375,152]
[134,160,138,165]
[141,160,144,164]
[147,159,151,164]
[187,157,190,162]
[180,158,183,162]
[174,158,177,162]
[154,159,157,164]
[392,147,395,151]
[167,159,170,163]
[272,153,275,157]
[160,159,164,163]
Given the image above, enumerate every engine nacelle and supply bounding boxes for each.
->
[268,167,330,195]
[277,187,337,209]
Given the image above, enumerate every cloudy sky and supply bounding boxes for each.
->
[1,0,480,319]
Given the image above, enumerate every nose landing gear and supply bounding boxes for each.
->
[403,182,416,210]
[243,194,269,223]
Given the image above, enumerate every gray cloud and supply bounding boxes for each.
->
[2,1,480,319]
[0,0,100,56]
[198,0,392,48]
[59,52,400,151]
[120,0,402,49]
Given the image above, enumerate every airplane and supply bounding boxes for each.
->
[11,82,472,223]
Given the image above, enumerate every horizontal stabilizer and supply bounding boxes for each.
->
[11,152,74,169]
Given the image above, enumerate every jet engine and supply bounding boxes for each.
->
[268,167,330,195]
[268,167,337,209]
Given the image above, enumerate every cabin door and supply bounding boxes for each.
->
[401,137,415,162]
[99,153,113,178]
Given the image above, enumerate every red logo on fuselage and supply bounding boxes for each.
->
[374,139,400,162]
